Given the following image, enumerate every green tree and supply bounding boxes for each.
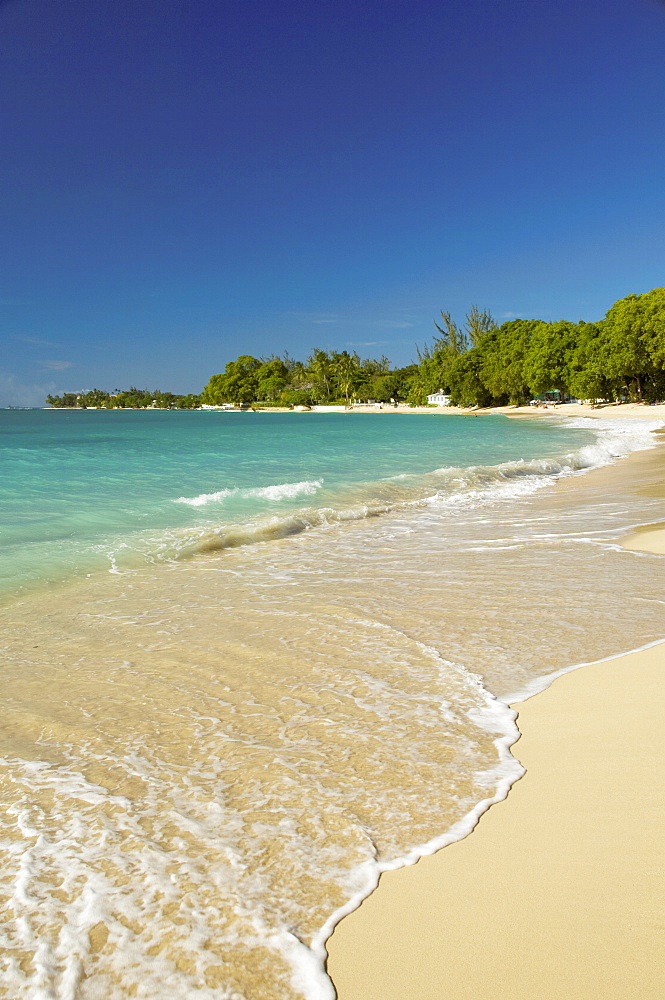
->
[152,391,177,408]
[391,364,419,401]
[433,310,466,355]
[465,305,497,347]
[201,374,227,405]
[255,357,289,401]
[522,321,578,398]
[408,314,464,404]
[78,388,110,408]
[406,364,434,406]
[306,349,334,401]
[202,356,262,405]
[330,350,362,403]
[601,288,665,400]
[448,348,493,407]
[174,393,202,409]
[568,323,614,401]
[413,308,478,400]
[257,375,288,401]
[286,358,309,389]
[119,387,152,408]
[480,319,544,404]
[367,372,401,402]
[638,287,665,370]
[281,388,314,407]
[46,392,78,407]
[224,355,262,404]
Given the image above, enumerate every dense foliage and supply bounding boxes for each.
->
[407,287,665,406]
[46,388,201,409]
[46,288,665,409]
[201,351,418,406]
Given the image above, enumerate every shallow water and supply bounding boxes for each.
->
[1,411,664,999]
[0,409,595,598]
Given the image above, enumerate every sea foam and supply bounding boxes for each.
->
[112,418,665,571]
[174,480,323,506]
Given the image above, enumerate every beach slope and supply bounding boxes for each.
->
[327,640,664,999]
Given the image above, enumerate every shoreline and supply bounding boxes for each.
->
[4,406,660,614]
[2,407,663,996]
[326,456,665,999]
[344,401,665,419]
[326,636,665,999]
[342,400,665,420]
[38,401,665,419]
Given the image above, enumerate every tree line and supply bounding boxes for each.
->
[46,388,202,409]
[201,288,665,408]
[46,288,665,409]
[411,287,665,407]
[200,351,418,407]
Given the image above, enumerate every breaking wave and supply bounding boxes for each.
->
[104,417,662,572]
[174,479,323,506]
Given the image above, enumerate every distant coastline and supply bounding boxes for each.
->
[42,287,665,414]
[37,400,665,421]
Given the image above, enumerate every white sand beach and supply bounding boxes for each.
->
[344,401,665,420]
[267,400,665,421]
[327,454,665,999]
[327,637,665,999]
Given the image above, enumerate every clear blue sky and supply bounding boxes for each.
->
[2,0,664,404]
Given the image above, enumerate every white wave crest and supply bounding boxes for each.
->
[173,488,235,507]
[174,480,323,507]
[244,479,323,501]
[559,416,663,467]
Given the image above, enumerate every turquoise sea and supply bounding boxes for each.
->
[1,408,664,1000]
[0,408,604,598]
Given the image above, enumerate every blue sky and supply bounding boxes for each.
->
[2,0,664,404]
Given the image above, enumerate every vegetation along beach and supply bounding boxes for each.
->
[46,288,665,412]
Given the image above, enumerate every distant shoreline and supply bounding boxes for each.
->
[35,400,665,420]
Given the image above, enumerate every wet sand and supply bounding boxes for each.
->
[327,470,665,997]
[327,638,665,999]
[623,522,665,554]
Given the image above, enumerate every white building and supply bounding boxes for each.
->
[426,391,451,406]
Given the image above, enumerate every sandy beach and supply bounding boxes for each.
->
[4,404,663,997]
[253,400,665,421]
[343,400,665,420]
[327,454,665,999]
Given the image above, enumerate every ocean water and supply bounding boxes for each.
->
[1,408,664,999]
[0,409,603,598]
